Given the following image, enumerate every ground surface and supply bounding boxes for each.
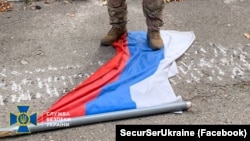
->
[0,0,249,140]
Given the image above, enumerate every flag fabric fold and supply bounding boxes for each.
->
[38,30,195,123]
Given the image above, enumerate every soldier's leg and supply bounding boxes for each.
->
[101,0,128,46]
[143,0,165,50]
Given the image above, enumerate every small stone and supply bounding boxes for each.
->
[244,33,250,39]
[33,50,45,56]
[64,0,69,4]
[20,60,28,65]
[35,5,42,10]
[73,74,78,79]
[208,42,216,47]
[44,0,51,4]
[78,73,83,78]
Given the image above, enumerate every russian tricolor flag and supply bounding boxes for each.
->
[38,30,195,122]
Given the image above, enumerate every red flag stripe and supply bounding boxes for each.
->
[38,34,130,122]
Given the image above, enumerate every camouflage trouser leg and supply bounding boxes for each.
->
[142,0,165,31]
[107,0,127,27]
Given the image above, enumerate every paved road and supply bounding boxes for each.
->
[0,0,249,140]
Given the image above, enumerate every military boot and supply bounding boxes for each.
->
[143,0,165,50]
[101,25,127,46]
[101,0,127,46]
[147,30,163,50]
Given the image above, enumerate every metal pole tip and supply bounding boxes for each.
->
[186,101,192,109]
